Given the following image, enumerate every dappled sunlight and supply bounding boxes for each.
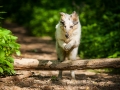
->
[18,36,56,60]
[0,0,120,89]
[1,70,120,90]
[3,22,57,60]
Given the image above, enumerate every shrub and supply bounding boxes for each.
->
[0,27,20,75]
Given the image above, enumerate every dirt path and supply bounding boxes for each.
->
[1,23,120,90]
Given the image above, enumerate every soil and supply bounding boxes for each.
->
[0,23,120,90]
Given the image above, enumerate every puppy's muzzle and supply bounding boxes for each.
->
[65,33,69,38]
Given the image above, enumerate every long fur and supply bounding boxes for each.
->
[55,11,81,79]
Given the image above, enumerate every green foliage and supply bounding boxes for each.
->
[0,0,74,38]
[0,6,6,25]
[0,27,20,75]
[79,0,120,59]
[29,9,59,38]
[51,75,58,81]
[1,0,120,59]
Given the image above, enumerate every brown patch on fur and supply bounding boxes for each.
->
[71,11,78,22]
[65,38,71,43]
[59,11,79,39]
[59,38,70,44]
[60,12,66,32]
[68,23,78,37]
[60,25,64,32]
[68,11,79,37]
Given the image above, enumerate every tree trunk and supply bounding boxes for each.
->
[14,58,120,70]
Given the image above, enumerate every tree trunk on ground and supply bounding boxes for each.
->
[0,71,32,82]
[14,58,120,70]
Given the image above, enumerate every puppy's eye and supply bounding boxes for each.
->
[60,20,64,25]
[73,21,78,25]
[70,26,73,28]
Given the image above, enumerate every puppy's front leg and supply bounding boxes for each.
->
[64,40,75,51]
[68,47,78,79]
[57,40,67,50]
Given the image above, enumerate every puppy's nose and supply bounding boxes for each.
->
[65,33,69,38]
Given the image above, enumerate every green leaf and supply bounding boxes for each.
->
[0,29,11,35]
[0,49,5,58]
[7,57,14,63]
[16,50,21,56]
[10,69,15,75]
[4,68,11,74]
[9,43,15,48]
[5,60,13,68]
[10,36,17,40]
[1,39,5,43]
[0,67,3,73]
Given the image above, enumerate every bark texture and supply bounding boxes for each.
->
[14,58,120,70]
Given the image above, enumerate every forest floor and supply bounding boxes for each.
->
[0,23,120,90]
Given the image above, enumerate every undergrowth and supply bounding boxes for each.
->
[0,27,20,75]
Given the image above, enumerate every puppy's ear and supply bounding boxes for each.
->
[60,12,65,16]
[71,11,79,25]
[60,12,66,20]
[72,11,77,14]
[72,11,78,17]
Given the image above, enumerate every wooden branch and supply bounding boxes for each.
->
[14,58,120,70]
[0,71,32,82]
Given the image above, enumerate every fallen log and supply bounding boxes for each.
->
[14,58,120,70]
[0,71,32,82]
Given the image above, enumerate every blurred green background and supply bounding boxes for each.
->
[0,0,120,59]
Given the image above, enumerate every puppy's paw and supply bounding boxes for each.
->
[64,43,72,51]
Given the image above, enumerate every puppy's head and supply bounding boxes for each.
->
[60,11,79,38]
